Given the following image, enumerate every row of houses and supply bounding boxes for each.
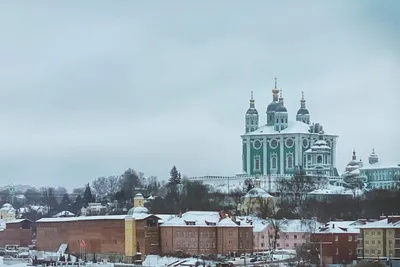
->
[1,195,399,265]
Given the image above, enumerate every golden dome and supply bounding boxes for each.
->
[272,88,279,94]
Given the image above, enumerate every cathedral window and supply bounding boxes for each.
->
[270,139,278,149]
[255,159,260,170]
[317,155,323,164]
[287,156,293,169]
[271,157,277,169]
[285,138,294,148]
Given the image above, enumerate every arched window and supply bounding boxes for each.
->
[317,155,323,164]
[287,156,293,169]
[255,159,260,170]
[272,157,277,169]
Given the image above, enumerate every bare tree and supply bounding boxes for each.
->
[92,176,122,200]
[267,219,287,254]
[92,177,108,199]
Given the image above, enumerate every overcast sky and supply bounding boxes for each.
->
[0,1,399,190]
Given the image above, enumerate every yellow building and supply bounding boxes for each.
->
[0,203,16,221]
[358,216,400,260]
[238,178,274,216]
[124,193,154,263]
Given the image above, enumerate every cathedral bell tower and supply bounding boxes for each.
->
[296,91,311,124]
[245,91,259,133]
[274,90,288,131]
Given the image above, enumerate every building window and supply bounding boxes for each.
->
[271,157,277,169]
[349,249,353,255]
[335,236,338,241]
[261,235,264,239]
[317,155,322,164]
[294,235,297,239]
[348,236,352,242]
[254,157,260,170]
[336,248,339,255]
[212,242,216,248]
[287,156,293,169]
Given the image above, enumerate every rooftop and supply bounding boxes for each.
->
[317,221,360,234]
[357,217,400,229]
[242,121,336,136]
[160,211,251,227]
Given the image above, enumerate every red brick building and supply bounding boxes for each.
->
[36,214,161,258]
[311,221,360,264]
[36,215,126,255]
[0,219,33,247]
[160,211,253,256]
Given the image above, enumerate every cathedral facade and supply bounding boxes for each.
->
[241,79,339,177]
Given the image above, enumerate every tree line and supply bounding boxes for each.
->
[1,169,399,223]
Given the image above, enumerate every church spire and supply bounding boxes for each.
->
[272,77,279,95]
[300,91,306,108]
[352,149,357,161]
[249,90,255,108]
[245,90,259,133]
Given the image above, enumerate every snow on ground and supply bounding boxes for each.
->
[143,255,214,267]
[0,256,30,267]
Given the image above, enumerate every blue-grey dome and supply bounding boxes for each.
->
[275,105,287,112]
[297,108,309,115]
[267,101,280,112]
[246,108,258,115]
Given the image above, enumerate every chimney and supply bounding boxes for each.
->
[332,224,335,229]
[178,211,182,218]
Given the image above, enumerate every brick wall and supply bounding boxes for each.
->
[0,221,32,247]
[36,219,125,254]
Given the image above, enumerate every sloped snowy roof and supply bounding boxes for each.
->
[160,211,251,227]
[156,214,176,224]
[280,219,321,233]
[317,221,360,234]
[357,217,400,229]
[127,206,149,215]
[134,193,144,199]
[244,188,274,199]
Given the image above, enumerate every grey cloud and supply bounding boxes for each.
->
[0,1,399,189]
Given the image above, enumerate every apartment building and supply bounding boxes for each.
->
[358,216,400,260]
[311,221,360,264]
[160,211,253,256]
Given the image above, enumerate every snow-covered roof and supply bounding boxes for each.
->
[37,215,127,223]
[53,211,75,218]
[317,221,360,234]
[308,185,354,196]
[280,219,321,233]
[160,211,251,228]
[242,121,336,136]
[156,214,176,224]
[134,193,144,200]
[244,187,274,199]
[357,217,400,229]
[127,206,149,215]
[360,161,400,170]
[5,219,31,224]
